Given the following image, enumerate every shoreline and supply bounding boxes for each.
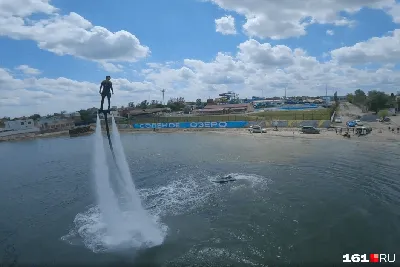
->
[1,126,399,143]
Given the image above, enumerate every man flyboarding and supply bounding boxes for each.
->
[99,75,114,111]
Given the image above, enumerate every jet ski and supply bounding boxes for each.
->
[212,175,236,184]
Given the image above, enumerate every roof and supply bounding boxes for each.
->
[128,107,171,115]
[203,103,250,109]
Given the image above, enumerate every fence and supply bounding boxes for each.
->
[131,112,330,124]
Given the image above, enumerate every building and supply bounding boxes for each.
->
[5,119,36,130]
[68,112,81,121]
[195,103,254,115]
[121,107,171,119]
[0,119,40,137]
[37,117,75,133]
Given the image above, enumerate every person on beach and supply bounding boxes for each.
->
[99,76,114,111]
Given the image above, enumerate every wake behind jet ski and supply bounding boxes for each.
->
[212,174,236,184]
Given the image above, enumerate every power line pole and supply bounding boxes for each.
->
[325,84,328,98]
[161,89,166,105]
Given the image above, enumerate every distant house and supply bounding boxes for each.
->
[37,117,75,133]
[0,119,40,137]
[120,107,171,119]
[195,103,254,115]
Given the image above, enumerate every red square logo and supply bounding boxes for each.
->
[370,254,379,263]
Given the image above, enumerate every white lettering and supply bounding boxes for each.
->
[162,123,168,128]
[139,124,144,128]
[380,254,387,262]
[210,122,217,127]
[145,123,152,128]
[168,123,176,128]
[151,123,156,128]
[351,254,360,262]
[190,122,197,128]
[175,123,180,128]
[198,122,204,128]
[157,123,162,128]
[219,122,227,128]
[387,254,396,263]
[205,122,210,128]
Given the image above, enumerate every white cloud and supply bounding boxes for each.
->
[3,1,400,118]
[100,62,124,73]
[0,0,149,72]
[3,38,400,117]
[386,2,400,23]
[0,0,56,17]
[215,15,237,35]
[0,67,157,117]
[208,0,395,39]
[326,30,334,36]
[331,29,400,65]
[15,65,41,76]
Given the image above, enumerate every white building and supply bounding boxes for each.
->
[0,119,40,137]
[5,119,35,130]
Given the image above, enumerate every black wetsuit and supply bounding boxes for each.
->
[100,80,113,110]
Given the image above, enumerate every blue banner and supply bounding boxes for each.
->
[133,121,248,129]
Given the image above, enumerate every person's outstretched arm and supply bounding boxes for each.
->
[99,83,103,94]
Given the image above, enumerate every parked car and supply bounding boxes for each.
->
[346,121,357,127]
[334,117,342,123]
[379,117,391,122]
[354,120,363,126]
[252,125,267,133]
[301,126,320,134]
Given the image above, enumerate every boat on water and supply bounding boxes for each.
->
[212,175,236,184]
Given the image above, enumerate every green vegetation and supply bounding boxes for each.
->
[378,109,389,119]
[136,97,187,112]
[346,89,398,113]
[130,109,331,124]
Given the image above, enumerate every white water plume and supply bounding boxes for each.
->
[61,115,165,253]
[93,114,125,240]
[110,115,165,246]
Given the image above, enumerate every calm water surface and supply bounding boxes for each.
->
[0,133,399,266]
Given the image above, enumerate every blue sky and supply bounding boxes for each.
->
[1,0,400,117]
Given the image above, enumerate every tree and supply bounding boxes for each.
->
[139,100,148,110]
[334,91,338,104]
[183,105,192,114]
[167,97,186,111]
[353,89,366,104]
[196,98,202,108]
[29,114,41,120]
[366,90,390,113]
[346,93,354,103]
[128,102,135,108]
[78,110,94,123]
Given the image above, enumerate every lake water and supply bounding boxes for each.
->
[0,133,399,266]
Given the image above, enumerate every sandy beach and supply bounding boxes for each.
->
[116,124,400,143]
[2,123,399,143]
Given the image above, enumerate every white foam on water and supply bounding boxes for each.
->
[61,115,166,253]
[139,172,272,218]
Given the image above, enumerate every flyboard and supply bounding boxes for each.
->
[98,109,123,178]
